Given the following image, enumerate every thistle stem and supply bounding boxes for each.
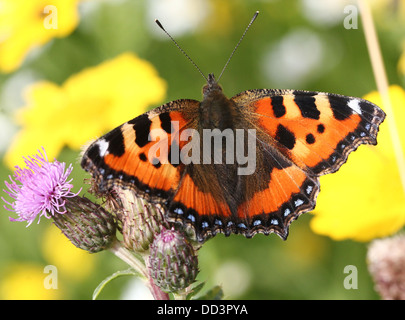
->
[358,0,405,194]
[109,239,170,300]
[109,239,148,278]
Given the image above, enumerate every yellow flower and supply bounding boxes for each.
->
[42,226,95,281]
[310,85,405,241]
[0,263,63,299]
[0,0,81,73]
[4,52,167,169]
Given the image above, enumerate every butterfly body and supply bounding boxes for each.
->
[200,74,240,130]
[81,72,385,242]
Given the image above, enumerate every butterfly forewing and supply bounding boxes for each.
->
[81,99,199,201]
[233,89,385,176]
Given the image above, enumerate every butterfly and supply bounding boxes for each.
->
[81,13,385,243]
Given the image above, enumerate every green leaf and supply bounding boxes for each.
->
[186,281,206,300]
[92,268,141,300]
[194,285,224,300]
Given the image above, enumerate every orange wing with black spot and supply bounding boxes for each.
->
[81,99,199,201]
[235,89,385,175]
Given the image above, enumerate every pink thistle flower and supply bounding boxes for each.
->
[2,147,81,226]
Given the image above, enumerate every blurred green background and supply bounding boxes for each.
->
[0,0,404,300]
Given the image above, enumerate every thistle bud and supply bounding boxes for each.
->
[52,196,116,253]
[113,187,169,252]
[367,235,405,300]
[148,228,199,293]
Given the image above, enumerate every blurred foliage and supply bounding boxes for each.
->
[0,0,404,299]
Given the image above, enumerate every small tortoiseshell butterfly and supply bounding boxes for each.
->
[81,12,385,242]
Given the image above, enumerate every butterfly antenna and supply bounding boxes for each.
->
[217,11,259,82]
[155,19,208,82]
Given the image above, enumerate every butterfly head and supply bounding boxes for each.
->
[202,73,223,99]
